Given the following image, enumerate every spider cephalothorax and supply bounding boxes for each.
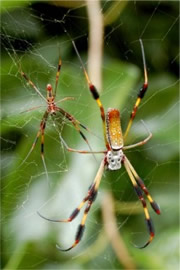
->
[106,149,124,170]
[46,84,56,114]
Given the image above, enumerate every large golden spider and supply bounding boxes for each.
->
[38,40,160,251]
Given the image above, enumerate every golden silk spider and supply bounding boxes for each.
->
[38,39,160,251]
[19,57,94,178]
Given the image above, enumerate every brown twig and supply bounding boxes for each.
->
[101,191,136,270]
[86,0,104,91]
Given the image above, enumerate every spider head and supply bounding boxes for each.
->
[46,84,52,92]
[107,149,123,170]
[46,84,55,103]
[46,84,53,97]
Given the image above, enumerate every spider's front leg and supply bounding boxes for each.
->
[124,39,149,140]
[57,159,105,251]
[72,41,110,151]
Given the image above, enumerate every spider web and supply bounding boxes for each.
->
[1,1,179,270]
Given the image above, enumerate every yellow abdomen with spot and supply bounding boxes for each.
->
[106,108,124,150]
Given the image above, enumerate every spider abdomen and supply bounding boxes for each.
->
[106,108,124,150]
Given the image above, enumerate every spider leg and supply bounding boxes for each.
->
[123,130,152,150]
[37,193,90,223]
[54,57,62,98]
[60,134,106,154]
[56,107,99,154]
[57,106,101,140]
[125,157,160,215]
[56,159,105,251]
[18,111,49,168]
[56,97,75,103]
[20,70,47,102]
[18,130,41,168]
[124,39,148,140]
[123,156,155,248]
[72,41,110,151]
[56,201,93,252]
[20,105,45,114]
[40,111,49,183]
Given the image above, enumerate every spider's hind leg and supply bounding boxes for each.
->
[123,156,155,248]
[125,157,160,215]
[38,158,105,251]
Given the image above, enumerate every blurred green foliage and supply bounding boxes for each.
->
[1,1,179,270]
